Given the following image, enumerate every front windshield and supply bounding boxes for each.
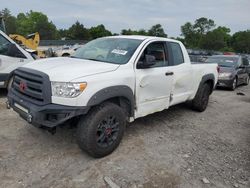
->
[205,56,238,67]
[72,38,142,64]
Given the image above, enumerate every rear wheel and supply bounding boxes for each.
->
[77,102,126,158]
[191,83,211,112]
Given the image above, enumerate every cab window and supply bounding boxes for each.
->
[138,42,168,68]
[0,34,11,55]
[169,42,184,65]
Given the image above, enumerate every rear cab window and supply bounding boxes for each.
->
[168,42,184,66]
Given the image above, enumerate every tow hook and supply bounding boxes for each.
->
[6,100,10,109]
[27,114,33,123]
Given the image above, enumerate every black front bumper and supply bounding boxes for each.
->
[217,79,234,88]
[7,91,89,128]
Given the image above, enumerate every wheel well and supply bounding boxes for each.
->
[204,79,214,94]
[102,97,132,117]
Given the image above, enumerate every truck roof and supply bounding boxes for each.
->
[107,35,179,43]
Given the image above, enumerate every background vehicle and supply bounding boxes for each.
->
[205,55,249,90]
[54,45,81,57]
[242,55,250,76]
[7,36,218,158]
[0,30,34,89]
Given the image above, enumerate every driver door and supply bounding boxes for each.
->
[135,41,174,118]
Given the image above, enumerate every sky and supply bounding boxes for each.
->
[1,0,250,37]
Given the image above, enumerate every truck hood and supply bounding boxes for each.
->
[22,57,119,81]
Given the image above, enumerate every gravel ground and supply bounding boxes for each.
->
[0,85,249,188]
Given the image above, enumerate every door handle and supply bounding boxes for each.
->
[165,72,174,76]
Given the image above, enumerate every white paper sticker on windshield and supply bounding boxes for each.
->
[111,49,128,55]
[225,60,234,63]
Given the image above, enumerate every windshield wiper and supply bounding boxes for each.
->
[85,58,103,62]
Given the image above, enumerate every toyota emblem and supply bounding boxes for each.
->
[19,81,27,92]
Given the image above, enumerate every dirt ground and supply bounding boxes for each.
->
[0,85,249,188]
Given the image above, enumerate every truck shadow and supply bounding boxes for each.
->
[21,102,192,156]
[127,103,191,132]
[0,89,7,98]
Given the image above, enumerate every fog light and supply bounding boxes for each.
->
[27,114,33,123]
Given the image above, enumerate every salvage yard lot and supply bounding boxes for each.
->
[0,86,249,188]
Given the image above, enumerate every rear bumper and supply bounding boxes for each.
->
[7,91,89,128]
[217,79,234,88]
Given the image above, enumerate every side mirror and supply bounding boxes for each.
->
[137,55,156,69]
[7,43,26,59]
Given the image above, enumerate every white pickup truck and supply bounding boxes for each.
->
[0,30,34,89]
[7,36,218,158]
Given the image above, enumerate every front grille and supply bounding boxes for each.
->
[12,67,51,105]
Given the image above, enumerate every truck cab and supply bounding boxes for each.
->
[0,30,34,88]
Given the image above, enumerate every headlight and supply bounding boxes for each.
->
[219,72,232,79]
[51,82,87,98]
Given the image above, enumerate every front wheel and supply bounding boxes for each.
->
[77,102,126,158]
[191,83,211,112]
[231,78,237,90]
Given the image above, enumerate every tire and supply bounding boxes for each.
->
[7,76,13,91]
[244,76,249,86]
[62,53,70,57]
[191,83,211,112]
[231,77,237,90]
[77,102,126,158]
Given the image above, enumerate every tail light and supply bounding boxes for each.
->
[217,66,220,73]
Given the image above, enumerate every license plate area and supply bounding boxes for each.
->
[14,103,29,114]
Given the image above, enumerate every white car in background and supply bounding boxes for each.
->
[54,44,82,57]
[0,30,34,89]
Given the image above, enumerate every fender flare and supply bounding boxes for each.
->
[87,85,135,116]
[198,74,215,94]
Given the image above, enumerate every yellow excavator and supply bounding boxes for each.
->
[1,16,45,58]
[9,32,46,58]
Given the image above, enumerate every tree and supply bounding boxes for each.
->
[148,24,167,37]
[121,29,137,35]
[194,17,215,35]
[16,11,57,39]
[181,17,216,48]
[231,30,250,53]
[89,24,112,39]
[67,21,90,40]
[0,8,17,34]
[181,22,199,47]
[200,27,231,51]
